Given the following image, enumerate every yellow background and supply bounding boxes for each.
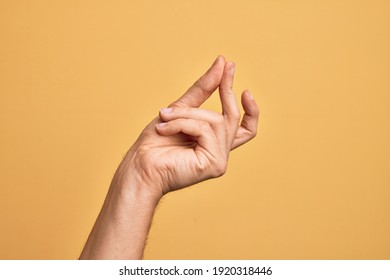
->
[0,0,389,259]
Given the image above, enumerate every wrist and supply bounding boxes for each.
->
[110,164,163,207]
[80,172,161,260]
[110,179,162,209]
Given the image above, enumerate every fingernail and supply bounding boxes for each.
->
[156,122,167,128]
[247,91,254,100]
[160,107,173,114]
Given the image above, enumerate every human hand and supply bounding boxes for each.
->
[79,56,259,260]
[111,56,259,199]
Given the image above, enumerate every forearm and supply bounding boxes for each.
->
[79,178,161,260]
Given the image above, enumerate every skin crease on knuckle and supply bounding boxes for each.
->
[212,158,228,178]
[196,144,227,179]
[198,120,212,132]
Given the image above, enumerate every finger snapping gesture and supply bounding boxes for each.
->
[80,56,259,259]
[112,56,259,196]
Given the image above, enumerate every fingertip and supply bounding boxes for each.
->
[241,90,259,116]
[160,107,173,114]
[244,90,253,100]
[231,62,235,76]
[160,107,173,116]
[220,61,235,91]
[242,90,255,103]
[210,55,226,71]
[170,56,226,108]
[156,122,167,129]
[200,56,225,93]
[224,61,235,76]
[216,55,226,64]
[216,56,226,71]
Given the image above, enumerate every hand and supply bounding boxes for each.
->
[111,56,259,199]
[80,56,259,259]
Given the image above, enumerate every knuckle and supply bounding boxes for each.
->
[193,80,201,90]
[196,157,209,173]
[252,129,258,138]
[251,126,258,137]
[210,154,227,177]
[215,114,225,124]
[170,100,186,108]
[193,79,209,96]
[199,120,210,131]
[247,128,257,139]
[213,161,227,177]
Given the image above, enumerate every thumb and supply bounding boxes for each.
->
[169,55,225,108]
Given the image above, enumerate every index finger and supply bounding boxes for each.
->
[169,55,225,108]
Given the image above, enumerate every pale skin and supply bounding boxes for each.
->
[79,56,259,259]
